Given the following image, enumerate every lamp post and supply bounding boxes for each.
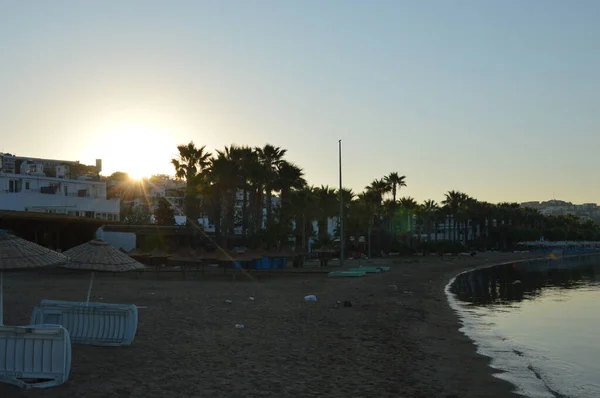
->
[339,139,344,267]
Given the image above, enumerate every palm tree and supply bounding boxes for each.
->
[171,142,212,224]
[289,186,318,249]
[336,188,355,250]
[205,147,239,241]
[356,191,380,257]
[256,144,287,226]
[366,178,391,204]
[236,146,257,237]
[422,199,439,241]
[398,197,418,248]
[314,185,339,242]
[275,161,306,226]
[385,172,407,203]
[442,190,464,242]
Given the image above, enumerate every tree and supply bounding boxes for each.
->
[109,171,130,182]
[442,190,466,241]
[366,178,391,204]
[385,172,407,203]
[276,161,306,229]
[154,198,176,226]
[171,142,212,224]
[121,203,151,225]
[289,186,318,249]
[422,199,439,241]
[256,144,287,225]
[205,147,240,241]
[314,185,338,241]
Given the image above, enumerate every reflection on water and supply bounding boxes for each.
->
[448,255,600,398]
[451,255,599,305]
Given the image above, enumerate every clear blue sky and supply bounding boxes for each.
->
[1,1,599,204]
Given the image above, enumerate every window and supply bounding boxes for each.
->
[108,214,114,221]
[85,211,94,218]
[25,182,30,190]
[64,186,68,196]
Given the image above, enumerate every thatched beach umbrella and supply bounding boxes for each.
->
[0,231,67,325]
[168,247,197,263]
[62,240,144,304]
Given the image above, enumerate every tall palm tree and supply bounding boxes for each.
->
[336,188,355,249]
[356,191,380,257]
[256,144,287,226]
[385,172,407,203]
[366,179,391,204]
[276,161,306,226]
[422,199,439,241]
[314,185,339,241]
[398,197,418,247]
[171,142,212,224]
[236,146,257,236]
[442,190,464,242]
[289,186,318,249]
[205,147,239,241]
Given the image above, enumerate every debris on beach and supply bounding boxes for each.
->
[389,284,398,291]
[234,324,246,329]
[304,295,317,302]
[225,300,233,304]
[248,296,255,301]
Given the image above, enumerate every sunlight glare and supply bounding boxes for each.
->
[84,124,177,179]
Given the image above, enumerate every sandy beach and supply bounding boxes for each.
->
[0,252,542,398]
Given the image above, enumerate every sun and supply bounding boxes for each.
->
[85,124,176,180]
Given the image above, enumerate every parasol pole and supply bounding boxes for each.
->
[0,272,3,326]
[86,271,95,305]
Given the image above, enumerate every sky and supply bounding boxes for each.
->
[1,1,599,204]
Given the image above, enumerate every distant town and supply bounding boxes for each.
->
[520,200,600,224]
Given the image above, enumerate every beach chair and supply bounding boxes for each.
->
[0,324,71,389]
[30,300,138,347]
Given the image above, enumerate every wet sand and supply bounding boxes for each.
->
[0,252,541,398]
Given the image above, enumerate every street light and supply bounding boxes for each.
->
[339,139,344,267]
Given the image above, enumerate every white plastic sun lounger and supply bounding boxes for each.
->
[0,324,71,389]
[30,300,138,347]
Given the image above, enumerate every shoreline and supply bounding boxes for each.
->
[445,252,600,398]
[0,252,557,397]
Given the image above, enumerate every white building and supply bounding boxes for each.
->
[0,158,120,221]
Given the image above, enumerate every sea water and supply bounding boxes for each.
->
[447,255,600,398]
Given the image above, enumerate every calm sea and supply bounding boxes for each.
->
[447,255,600,398]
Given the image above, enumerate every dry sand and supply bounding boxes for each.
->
[0,252,543,398]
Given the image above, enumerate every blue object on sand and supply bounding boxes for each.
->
[0,324,71,388]
[30,300,138,347]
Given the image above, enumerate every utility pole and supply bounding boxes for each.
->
[339,139,344,267]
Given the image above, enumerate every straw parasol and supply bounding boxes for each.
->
[0,231,67,325]
[62,240,144,304]
[168,247,198,263]
[213,248,256,263]
[195,249,218,261]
